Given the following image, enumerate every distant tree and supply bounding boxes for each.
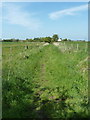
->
[68,39,71,41]
[52,34,59,42]
[26,39,33,42]
[16,39,19,42]
[41,37,46,42]
[34,38,40,42]
[63,38,68,41]
[30,39,33,42]
[44,37,52,43]
[39,37,45,42]
[26,38,29,41]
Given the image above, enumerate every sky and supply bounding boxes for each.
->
[1,2,88,40]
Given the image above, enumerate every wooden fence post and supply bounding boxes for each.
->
[85,42,88,52]
[77,44,79,51]
[8,46,12,81]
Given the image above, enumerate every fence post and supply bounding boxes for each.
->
[65,45,66,51]
[8,46,12,81]
[71,44,73,49]
[85,42,88,52]
[77,44,79,51]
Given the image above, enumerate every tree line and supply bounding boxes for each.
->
[2,34,71,43]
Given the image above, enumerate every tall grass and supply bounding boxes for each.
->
[2,41,88,119]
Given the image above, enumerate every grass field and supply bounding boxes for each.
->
[2,41,89,119]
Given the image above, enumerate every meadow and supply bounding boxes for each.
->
[2,41,89,119]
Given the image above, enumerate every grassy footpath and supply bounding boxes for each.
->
[2,42,88,119]
[33,44,88,118]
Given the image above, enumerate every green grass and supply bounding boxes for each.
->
[2,41,88,119]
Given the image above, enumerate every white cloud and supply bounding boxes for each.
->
[49,4,88,20]
[3,3,42,30]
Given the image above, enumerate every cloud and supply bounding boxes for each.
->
[3,3,41,30]
[49,4,88,20]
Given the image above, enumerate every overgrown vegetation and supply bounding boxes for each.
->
[2,34,61,43]
[2,41,89,119]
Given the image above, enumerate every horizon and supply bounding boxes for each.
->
[2,2,88,40]
[2,37,87,41]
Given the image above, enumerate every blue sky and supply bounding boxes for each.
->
[2,2,88,40]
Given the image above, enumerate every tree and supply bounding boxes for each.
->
[52,34,59,42]
[16,39,19,42]
[34,38,40,42]
[44,37,52,43]
[63,38,68,41]
[26,38,33,42]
